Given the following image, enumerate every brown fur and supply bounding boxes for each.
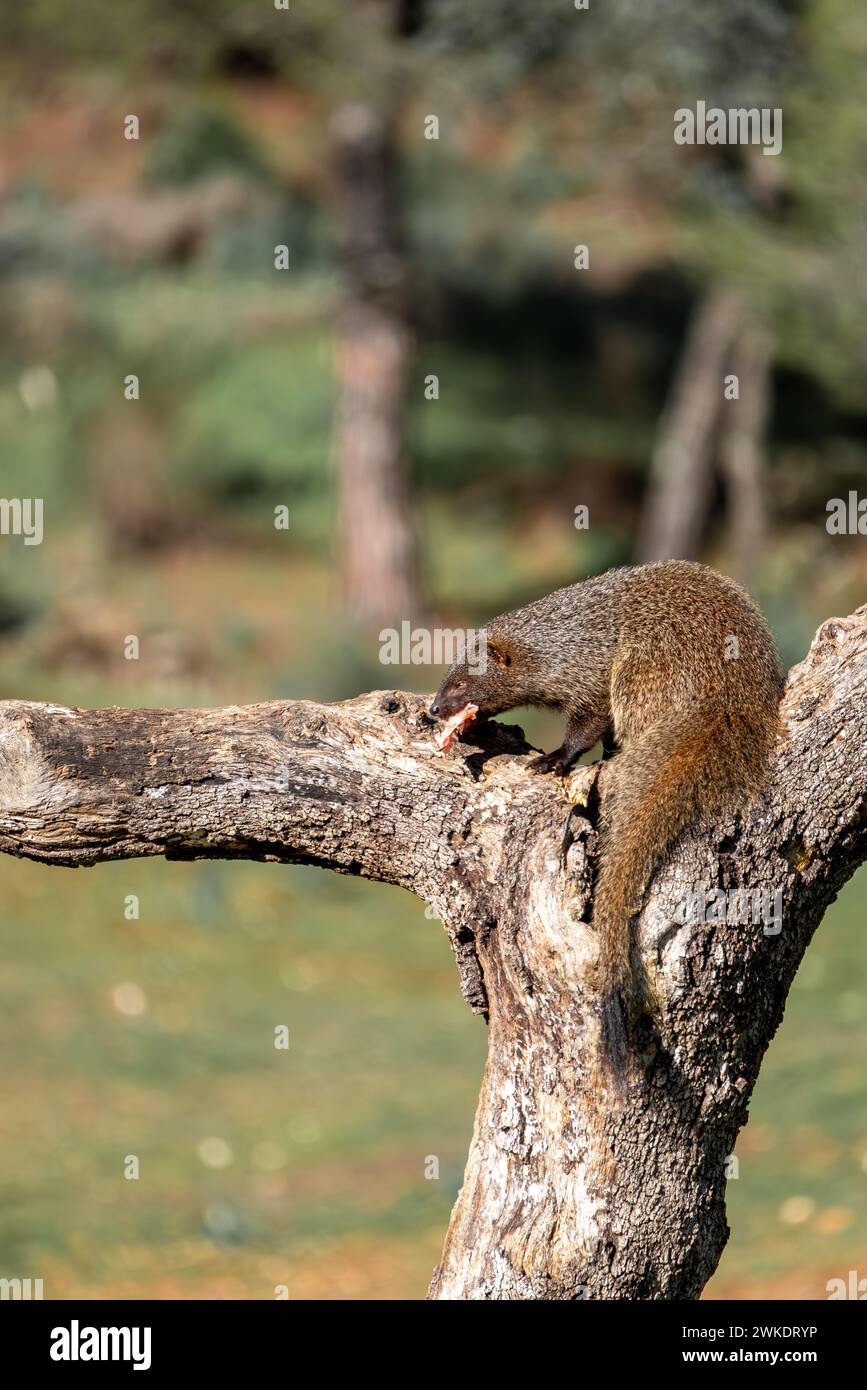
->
[431,561,783,1103]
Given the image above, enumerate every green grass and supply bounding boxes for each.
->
[0,856,485,1298]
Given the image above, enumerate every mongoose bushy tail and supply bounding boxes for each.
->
[430,560,783,1104]
[593,703,775,1097]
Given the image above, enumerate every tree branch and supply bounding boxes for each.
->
[0,604,865,1299]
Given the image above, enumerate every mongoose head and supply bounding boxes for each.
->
[429,632,529,722]
[429,578,616,728]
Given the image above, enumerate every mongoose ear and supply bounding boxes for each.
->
[488,641,513,669]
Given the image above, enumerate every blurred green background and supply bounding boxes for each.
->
[0,1,864,1299]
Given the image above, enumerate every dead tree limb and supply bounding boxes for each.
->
[0,606,865,1300]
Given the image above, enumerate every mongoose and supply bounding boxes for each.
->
[429,560,783,1098]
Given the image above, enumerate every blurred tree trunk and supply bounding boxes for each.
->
[637,289,742,563]
[332,101,422,626]
[720,324,772,587]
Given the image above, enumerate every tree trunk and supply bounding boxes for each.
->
[332,102,422,626]
[720,325,772,587]
[637,289,742,564]
[0,607,864,1299]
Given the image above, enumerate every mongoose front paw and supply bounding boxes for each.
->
[528,748,570,776]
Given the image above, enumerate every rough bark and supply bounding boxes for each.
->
[0,606,864,1300]
[637,289,742,564]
